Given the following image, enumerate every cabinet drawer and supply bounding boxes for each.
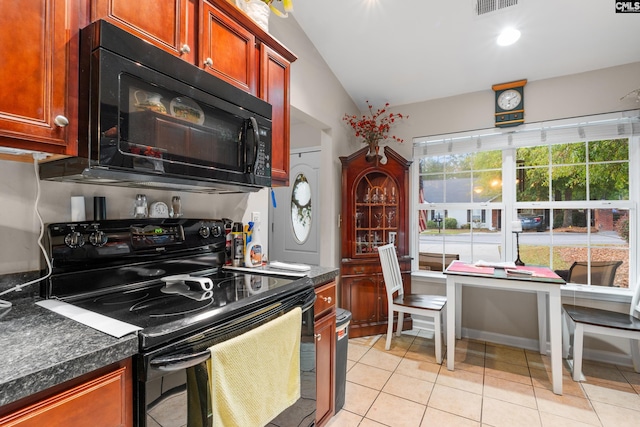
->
[341,264,381,276]
[341,260,410,277]
[314,281,336,319]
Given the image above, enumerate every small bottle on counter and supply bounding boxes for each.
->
[232,222,244,266]
[223,219,233,265]
[244,221,263,267]
[134,194,148,218]
[171,196,182,218]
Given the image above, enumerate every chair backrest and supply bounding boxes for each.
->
[630,277,640,318]
[567,261,623,287]
[378,244,404,300]
[418,252,460,271]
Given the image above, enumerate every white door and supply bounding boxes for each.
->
[269,148,320,265]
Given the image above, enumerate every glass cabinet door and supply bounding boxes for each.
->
[353,171,399,256]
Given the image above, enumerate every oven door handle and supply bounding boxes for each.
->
[149,350,211,372]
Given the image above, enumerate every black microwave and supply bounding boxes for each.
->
[41,20,272,193]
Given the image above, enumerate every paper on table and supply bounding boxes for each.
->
[474,260,517,268]
[36,299,141,338]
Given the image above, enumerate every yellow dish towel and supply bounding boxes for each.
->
[208,306,302,427]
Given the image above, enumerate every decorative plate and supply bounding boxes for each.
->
[169,97,205,125]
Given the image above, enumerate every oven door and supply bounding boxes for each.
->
[137,289,316,427]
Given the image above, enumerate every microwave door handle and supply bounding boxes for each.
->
[246,116,260,174]
[149,350,211,372]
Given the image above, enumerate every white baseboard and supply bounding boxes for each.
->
[410,318,634,369]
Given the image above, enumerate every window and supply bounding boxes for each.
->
[413,111,639,289]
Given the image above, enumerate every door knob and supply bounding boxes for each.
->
[180,44,191,54]
[204,57,213,67]
[315,333,322,341]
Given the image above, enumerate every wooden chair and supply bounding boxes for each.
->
[563,278,640,381]
[418,252,460,271]
[556,261,623,286]
[378,244,447,363]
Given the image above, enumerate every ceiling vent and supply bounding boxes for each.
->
[475,0,519,16]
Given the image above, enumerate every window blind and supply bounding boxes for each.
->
[413,110,640,157]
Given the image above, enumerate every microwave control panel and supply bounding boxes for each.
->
[254,138,271,178]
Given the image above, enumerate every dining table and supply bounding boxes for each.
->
[444,260,566,395]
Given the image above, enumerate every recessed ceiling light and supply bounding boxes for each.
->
[497,27,521,46]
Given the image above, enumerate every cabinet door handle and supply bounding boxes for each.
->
[322,296,332,304]
[315,333,322,341]
[180,44,191,54]
[204,57,213,67]
[54,115,69,127]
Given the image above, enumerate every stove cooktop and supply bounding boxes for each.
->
[67,268,308,349]
[42,218,314,351]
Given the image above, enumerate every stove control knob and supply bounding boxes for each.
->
[89,231,108,247]
[199,226,211,238]
[64,231,85,248]
[211,225,222,238]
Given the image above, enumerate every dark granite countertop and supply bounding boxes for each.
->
[0,266,339,409]
[306,266,340,288]
[0,293,139,407]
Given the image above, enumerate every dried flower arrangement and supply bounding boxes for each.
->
[343,102,408,152]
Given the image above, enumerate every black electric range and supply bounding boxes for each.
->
[40,218,314,350]
[41,218,317,426]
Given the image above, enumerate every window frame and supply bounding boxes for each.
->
[411,111,639,296]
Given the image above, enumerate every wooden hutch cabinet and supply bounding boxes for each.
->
[340,146,412,338]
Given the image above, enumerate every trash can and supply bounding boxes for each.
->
[335,308,352,412]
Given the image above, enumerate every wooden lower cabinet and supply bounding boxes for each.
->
[0,359,133,427]
[341,260,411,339]
[314,280,336,427]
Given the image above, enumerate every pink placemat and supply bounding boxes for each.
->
[446,261,494,275]
[446,261,564,282]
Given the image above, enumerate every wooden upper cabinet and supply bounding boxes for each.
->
[201,2,257,94]
[260,44,290,186]
[90,0,197,64]
[0,0,80,156]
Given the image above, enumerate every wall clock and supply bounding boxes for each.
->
[492,79,527,127]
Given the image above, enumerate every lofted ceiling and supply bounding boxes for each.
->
[289,0,640,111]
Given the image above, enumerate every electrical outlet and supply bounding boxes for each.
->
[251,211,261,224]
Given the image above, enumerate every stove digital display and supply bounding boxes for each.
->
[131,224,185,248]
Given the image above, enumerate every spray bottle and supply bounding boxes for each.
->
[244,221,263,267]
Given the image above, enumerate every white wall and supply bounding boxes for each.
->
[0,158,268,274]
[269,15,361,269]
[387,61,640,162]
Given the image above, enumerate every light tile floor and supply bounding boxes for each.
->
[326,329,640,427]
